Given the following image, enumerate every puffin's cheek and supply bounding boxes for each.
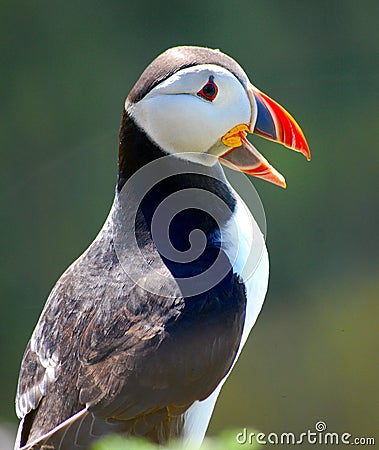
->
[137,95,220,154]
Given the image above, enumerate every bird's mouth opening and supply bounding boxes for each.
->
[218,86,310,188]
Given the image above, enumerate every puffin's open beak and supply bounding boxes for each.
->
[219,84,310,188]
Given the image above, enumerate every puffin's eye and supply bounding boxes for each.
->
[197,76,218,101]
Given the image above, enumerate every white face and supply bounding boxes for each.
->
[127,64,253,163]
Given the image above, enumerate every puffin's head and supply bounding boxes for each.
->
[126,46,310,188]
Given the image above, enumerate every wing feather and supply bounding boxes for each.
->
[15,217,188,448]
[15,203,247,449]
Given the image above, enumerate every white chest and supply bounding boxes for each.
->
[182,192,269,448]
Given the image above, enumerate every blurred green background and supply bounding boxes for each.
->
[1,1,378,448]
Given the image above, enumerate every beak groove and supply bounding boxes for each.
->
[252,87,311,161]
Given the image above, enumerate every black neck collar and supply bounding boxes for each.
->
[116,110,238,284]
[117,110,236,236]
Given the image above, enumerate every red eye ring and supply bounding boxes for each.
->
[197,76,218,101]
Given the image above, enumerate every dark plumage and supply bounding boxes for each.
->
[15,47,249,450]
[15,45,309,450]
[17,193,245,447]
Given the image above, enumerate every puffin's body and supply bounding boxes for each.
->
[14,46,309,450]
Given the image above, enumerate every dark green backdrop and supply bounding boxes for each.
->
[1,1,378,447]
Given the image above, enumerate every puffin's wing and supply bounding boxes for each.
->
[15,219,245,450]
[14,220,186,449]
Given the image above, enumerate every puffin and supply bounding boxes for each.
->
[14,46,310,450]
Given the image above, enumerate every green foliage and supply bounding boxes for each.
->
[91,430,262,450]
[92,435,156,450]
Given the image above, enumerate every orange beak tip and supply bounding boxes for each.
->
[302,143,311,161]
[299,147,311,161]
[277,176,287,189]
